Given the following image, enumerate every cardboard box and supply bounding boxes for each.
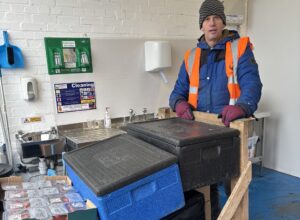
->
[0,176,98,220]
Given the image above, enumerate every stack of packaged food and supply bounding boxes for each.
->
[1,179,87,220]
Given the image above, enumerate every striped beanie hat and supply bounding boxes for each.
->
[199,0,226,29]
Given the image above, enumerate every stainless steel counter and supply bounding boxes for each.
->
[58,113,155,149]
[60,127,125,149]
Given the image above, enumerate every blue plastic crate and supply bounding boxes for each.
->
[66,163,184,220]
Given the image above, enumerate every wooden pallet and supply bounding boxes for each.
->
[161,109,252,220]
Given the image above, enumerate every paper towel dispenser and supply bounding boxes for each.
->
[144,41,172,83]
[21,77,38,101]
[144,41,171,72]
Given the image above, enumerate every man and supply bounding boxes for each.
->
[169,0,262,127]
[169,0,262,219]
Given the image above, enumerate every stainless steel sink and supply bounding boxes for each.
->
[20,132,59,143]
[16,131,66,158]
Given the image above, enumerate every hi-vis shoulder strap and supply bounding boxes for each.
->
[225,37,250,105]
[184,37,250,109]
[184,47,201,109]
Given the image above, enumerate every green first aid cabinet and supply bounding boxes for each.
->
[44,37,93,75]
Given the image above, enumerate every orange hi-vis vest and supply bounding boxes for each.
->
[184,37,250,109]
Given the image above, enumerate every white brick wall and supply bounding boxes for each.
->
[0,0,202,162]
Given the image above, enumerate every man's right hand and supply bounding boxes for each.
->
[175,101,194,120]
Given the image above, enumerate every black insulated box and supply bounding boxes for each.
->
[126,118,240,191]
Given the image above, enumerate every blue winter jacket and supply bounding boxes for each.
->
[169,30,262,116]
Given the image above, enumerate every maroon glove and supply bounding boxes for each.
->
[221,105,246,127]
[175,101,194,120]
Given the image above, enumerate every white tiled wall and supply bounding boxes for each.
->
[0,0,202,154]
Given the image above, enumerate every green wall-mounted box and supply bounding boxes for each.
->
[44,37,93,75]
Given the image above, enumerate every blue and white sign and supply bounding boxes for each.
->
[54,82,96,113]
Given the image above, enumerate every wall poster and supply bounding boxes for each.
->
[54,82,96,113]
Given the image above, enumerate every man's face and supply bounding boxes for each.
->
[201,15,225,47]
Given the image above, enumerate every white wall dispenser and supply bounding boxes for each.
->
[224,0,246,25]
[21,77,38,101]
[144,41,172,83]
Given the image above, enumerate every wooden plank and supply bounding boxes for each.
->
[229,119,252,220]
[230,120,251,171]
[193,111,224,126]
[229,119,251,220]
[217,161,252,220]
[232,192,249,220]
[197,186,211,220]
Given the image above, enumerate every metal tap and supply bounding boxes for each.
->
[51,126,57,135]
[142,108,147,121]
[129,109,136,123]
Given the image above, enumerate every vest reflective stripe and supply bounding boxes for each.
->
[226,39,240,105]
[189,86,198,94]
[184,49,191,74]
[188,48,197,76]
[185,37,250,108]
[184,48,201,109]
[184,48,198,77]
